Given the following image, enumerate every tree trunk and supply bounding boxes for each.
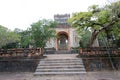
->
[89,19,117,47]
[89,30,99,47]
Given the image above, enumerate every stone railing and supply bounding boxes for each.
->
[79,47,120,57]
[0,48,43,57]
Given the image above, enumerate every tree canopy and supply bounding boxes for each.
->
[0,25,20,48]
[30,19,57,48]
[0,19,57,49]
[69,1,120,47]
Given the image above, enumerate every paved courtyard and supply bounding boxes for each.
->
[0,71,120,80]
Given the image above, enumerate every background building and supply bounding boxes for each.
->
[46,14,79,50]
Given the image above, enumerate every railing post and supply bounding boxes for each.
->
[39,48,41,54]
[80,48,83,54]
[39,48,44,56]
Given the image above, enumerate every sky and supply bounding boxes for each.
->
[0,0,108,30]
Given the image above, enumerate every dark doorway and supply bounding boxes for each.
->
[57,32,68,50]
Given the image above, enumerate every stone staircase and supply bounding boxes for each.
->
[55,50,71,54]
[34,55,86,76]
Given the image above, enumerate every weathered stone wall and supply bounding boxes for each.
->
[0,56,41,72]
[0,48,43,72]
[82,57,120,71]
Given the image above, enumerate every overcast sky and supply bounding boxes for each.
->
[0,0,108,30]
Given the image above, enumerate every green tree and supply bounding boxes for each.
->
[69,1,120,47]
[0,25,20,48]
[30,19,56,48]
[79,30,92,48]
[19,29,32,48]
[14,28,32,48]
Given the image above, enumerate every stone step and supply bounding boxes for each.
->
[55,51,71,54]
[38,63,83,66]
[36,68,86,72]
[39,61,83,64]
[40,60,83,63]
[34,71,86,76]
[40,59,83,61]
[41,59,83,61]
[37,65,85,69]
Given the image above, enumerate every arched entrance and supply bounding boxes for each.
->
[57,31,69,50]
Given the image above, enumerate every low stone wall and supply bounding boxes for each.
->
[78,47,120,71]
[0,48,44,72]
[82,57,120,71]
[0,55,42,72]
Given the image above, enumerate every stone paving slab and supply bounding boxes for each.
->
[0,72,33,80]
[0,71,120,80]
